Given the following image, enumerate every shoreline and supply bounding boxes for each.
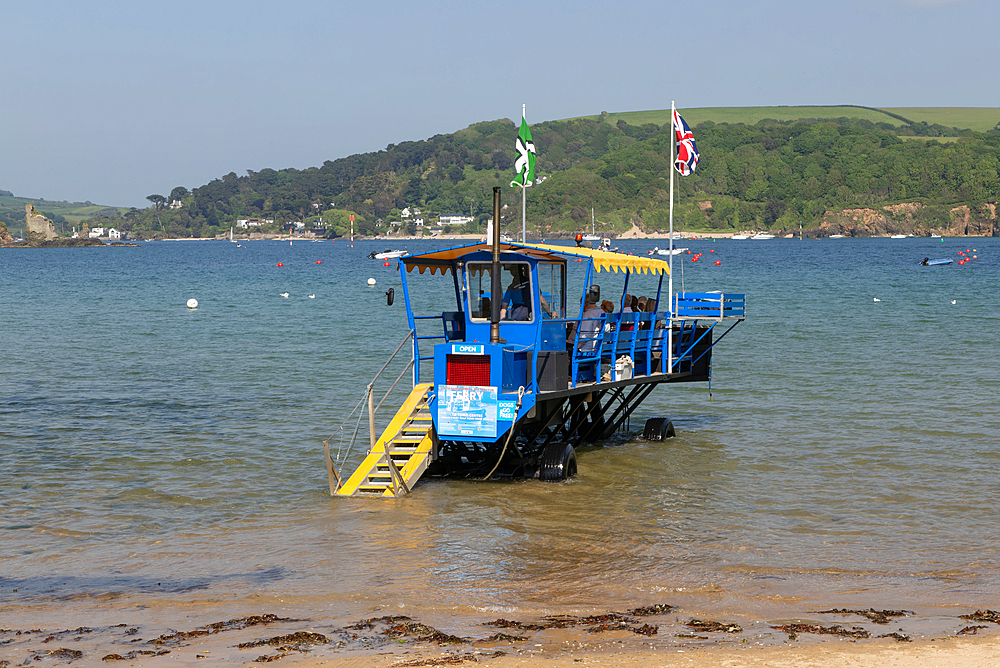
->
[4,596,998,666]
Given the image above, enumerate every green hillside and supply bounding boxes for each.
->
[881,107,1000,133]
[588,106,1000,134]
[82,107,999,239]
[9,106,999,239]
[0,193,125,236]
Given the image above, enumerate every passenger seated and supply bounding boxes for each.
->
[620,293,634,331]
[601,300,615,332]
[577,285,603,354]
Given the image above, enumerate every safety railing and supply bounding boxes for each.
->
[322,330,415,495]
[411,314,447,384]
[672,292,746,320]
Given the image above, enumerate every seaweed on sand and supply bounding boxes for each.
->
[771,623,870,639]
[382,621,467,645]
[238,632,329,650]
[959,610,1000,624]
[152,614,299,646]
[483,605,673,637]
[685,619,743,634]
[957,625,989,635]
[816,608,910,625]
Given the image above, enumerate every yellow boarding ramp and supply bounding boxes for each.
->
[336,383,436,497]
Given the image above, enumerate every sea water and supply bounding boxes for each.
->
[1,237,999,638]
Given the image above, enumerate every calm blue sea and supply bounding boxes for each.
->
[1,236,999,638]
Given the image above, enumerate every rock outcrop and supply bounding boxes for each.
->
[25,204,58,243]
[815,202,998,237]
[0,204,124,247]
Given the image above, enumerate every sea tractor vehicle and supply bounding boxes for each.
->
[329,188,745,497]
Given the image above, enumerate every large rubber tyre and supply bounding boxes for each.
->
[539,443,578,481]
[642,417,675,441]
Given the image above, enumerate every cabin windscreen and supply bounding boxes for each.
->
[538,262,565,319]
[402,265,461,316]
[468,262,533,323]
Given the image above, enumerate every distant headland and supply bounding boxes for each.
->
[0,205,137,248]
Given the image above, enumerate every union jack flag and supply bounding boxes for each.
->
[672,109,700,176]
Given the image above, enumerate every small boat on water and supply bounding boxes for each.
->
[368,249,408,260]
[649,245,689,256]
[731,234,749,240]
[920,257,953,266]
[829,234,845,239]
[751,233,775,240]
[890,234,908,239]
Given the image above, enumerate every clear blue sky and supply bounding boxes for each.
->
[2,0,995,208]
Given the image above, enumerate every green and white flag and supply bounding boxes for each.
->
[513,116,536,187]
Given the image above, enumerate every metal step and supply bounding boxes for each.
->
[336,383,437,497]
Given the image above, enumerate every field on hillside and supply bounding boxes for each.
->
[881,107,1000,133]
[581,106,1000,133]
[0,194,123,229]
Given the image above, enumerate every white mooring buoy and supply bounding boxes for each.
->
[367,278,377,286]
[186,298,198,309]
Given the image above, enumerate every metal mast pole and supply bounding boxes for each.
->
[521,104,527,242]
[490,186,503,344]
[667,101,676,374]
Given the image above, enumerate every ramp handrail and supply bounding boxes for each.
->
[322,330,414,495]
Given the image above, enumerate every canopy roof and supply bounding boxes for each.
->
[401,241,670,276]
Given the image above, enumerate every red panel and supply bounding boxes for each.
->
[446,355,490,386]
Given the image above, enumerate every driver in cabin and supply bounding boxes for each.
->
[501,266,532,320]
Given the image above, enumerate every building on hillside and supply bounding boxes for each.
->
[107,228,121,240]
[169,200,183,210]
[89,227,105,238]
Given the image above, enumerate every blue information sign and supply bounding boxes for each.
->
[437,385,497,438]
[497,400,517,421]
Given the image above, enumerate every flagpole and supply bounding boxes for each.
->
[521,104,527,242]
[668,101,675,375]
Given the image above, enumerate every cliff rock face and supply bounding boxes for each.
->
[0,221,14,244]
[817,202,998,237]
[25,204,58,243]
[948,204,997,236]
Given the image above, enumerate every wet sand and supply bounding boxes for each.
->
[300,636,1000,668]
[4,602,998,667]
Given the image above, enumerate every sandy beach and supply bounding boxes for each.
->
[294,636,1000,668]
[5,601,998,667]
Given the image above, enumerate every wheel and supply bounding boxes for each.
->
[538,443,577,481]
[642,417,675,441]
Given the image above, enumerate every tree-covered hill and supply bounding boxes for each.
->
[82,109,1000,238]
